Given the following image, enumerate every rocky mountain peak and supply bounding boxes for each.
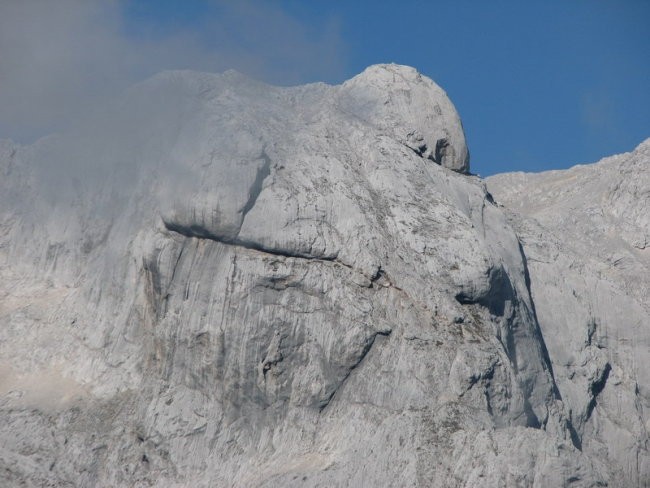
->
[0,66,647,487]
[339,63,470,173]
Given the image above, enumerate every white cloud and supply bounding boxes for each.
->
[0,0,345,142]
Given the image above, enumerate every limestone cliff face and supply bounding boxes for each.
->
[487,140,650,488]
[0,65,645,487]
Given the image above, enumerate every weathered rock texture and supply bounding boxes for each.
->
[0,64,646,487]
[487,139,650,487]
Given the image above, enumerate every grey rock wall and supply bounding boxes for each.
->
[0,65,645,486]
[487,139,650,487]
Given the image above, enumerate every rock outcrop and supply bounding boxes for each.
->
[0,65,646,487]
[487,139,650,487]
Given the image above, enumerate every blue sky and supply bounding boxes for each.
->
[2,0,648,175]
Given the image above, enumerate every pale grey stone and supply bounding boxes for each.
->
[0,65,644,487]
[487,138,650,487]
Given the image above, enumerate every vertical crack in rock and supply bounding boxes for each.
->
[517,240,584,449]
[433,138,450,165]
[518,240,562,399]
[585,362,611,423]
[240,150,272,221]
[167,241,185,296]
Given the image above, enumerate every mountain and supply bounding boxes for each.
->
[486,140,650,487]
[0,64,647,487]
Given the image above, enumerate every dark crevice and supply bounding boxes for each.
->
[518,241,563,399]
[319,330,392,412]
[404,142,430,161]
[433,138,449,165]
[162,222,365,281]
[404,138,451,167]
[585,363,611,423]
[454,241,582,447]
[586,318,600,347]
[567,362,612,452]
[485,390,494,417]
[240,150,272,220]
[523,398,541,429]
[413,144,426,157]
[371,266,384,282]
[401,139,440,165]
[168,240,185,290]
[454,266,520,374]
[517,239,585,450]
[568,422,583,451]
[369,266,390,288]
[454,265,514,317]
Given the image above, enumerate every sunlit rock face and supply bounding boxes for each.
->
[0,65,645,487]
[487,139,650,488]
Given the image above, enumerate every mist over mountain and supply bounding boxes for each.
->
[0,65,647,487]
